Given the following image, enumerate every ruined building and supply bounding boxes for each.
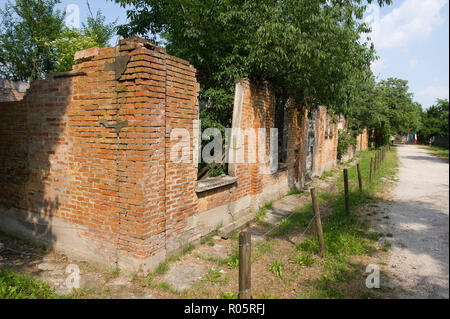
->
[0,37,368,272]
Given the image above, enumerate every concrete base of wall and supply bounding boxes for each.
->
[0,204,167,274]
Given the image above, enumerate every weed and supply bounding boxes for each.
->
[268,260,284,278]
[288,252,316,267]
[0,269,61,299]
[220,291,237,299]
[254,240,274,259]
[200,268,223,285]
[255,207,268,223]
[225,254,239,269]
[168,244,196,263]
[287,187,303,195]
[155,261,169,275]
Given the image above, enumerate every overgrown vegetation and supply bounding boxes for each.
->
[0,0,117,81]
[113,0,427,163]
[337,129,357,161]
[268,260,284,278]
[272,147,399,297]
[418,98,449,144]
[0,268,60,299]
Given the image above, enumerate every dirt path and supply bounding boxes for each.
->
[381,145,449,298]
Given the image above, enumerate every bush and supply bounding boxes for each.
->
[337,129,357,161]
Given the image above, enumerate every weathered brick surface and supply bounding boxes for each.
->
[0,38,199,270]
[0,80,29,102]
[0,38,369,271]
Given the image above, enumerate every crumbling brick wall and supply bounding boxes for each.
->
[0,38,369,272]
[313,106,339,176]
[0,80,29,102]
[0,37,199,271]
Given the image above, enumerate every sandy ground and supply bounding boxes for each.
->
[381,145,449,298]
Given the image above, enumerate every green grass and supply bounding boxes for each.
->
[288,252,316,267]
[420,145,449,162]
[0,268,62,299]
[200,224,222,247]
[320,169,335,180]
[273,146,398,298]
[254,240,274,259]
[199,268,223,284]
[255,206,268,223]
[225,253,239,269]
[155,261,169,275]
[219,291,238,299]
[287,187,303,196]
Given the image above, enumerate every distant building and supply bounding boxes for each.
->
[0,79,29,102]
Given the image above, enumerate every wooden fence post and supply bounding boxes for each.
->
[238,231,251,299]
[310,188,325,258]
[357,163,363,195]
[344,169,350,215]
[374,153,377,175]
[369,157,373,184]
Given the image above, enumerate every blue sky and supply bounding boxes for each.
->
[1,0,448,109]
[364,0,449,109]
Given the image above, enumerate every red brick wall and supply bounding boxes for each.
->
[0,38,369,271]
[0,37,199,270]
[356,129,369,151]
[313,106,339,176]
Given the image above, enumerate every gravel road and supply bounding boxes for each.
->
[382,145,449,298]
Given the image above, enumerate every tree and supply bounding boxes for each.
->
[0,0,117,80]
[0,0,65,81]
[51,28,100,73]
[112,0,392,128]
[83,1,118,47]
[419,98,449,142]
[343,75,422,147]
[52,3,117,73]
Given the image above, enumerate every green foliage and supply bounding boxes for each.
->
[51,28,99,73]
[225,254,239,269]
[0,269,59,299]
[51,7,117,73]
[288,252,316,267]
[83,4,118,47]
[255,240,274,258]
[114,0,392,128]
[155,261,169,275]
[220,291,238,299]
[255,206,268,224]
[0,0,117,80]
[374,78,422,143]
[337,129,357,160]
[199,268,223,284]
[207,163,227,177]
[347,75,423,147]
[287,187,303,195]
[0,0,65,81]
[268,260,284,278]
[419,99,449,142]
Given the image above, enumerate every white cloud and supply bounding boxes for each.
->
[408,58,419,68]
[364,0,448,50]
[416,85,449,100]
[371,58,387,74]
